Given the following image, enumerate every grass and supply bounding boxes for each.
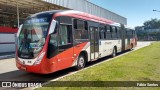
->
[36,42,160,90]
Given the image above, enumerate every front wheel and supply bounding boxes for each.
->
[75,55,86,70]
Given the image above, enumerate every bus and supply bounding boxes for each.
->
[16,10,137,74]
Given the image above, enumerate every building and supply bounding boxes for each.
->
[0,27,17,53]
[0,0,127,53]
[43,0,127,25]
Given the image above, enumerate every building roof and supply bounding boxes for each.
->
[43,0,127,24]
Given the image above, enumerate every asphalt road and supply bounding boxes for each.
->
[0,41,152,89]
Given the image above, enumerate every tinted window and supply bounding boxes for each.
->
[74,19,88,40]
[111,26,117,39]
[59,25,72,46]
[116,27,121,39]
[105,25,112,40]
[77,20,84,29]
[60,16,72,24]
[99,24,105,40]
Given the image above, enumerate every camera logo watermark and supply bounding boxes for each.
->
[1,82,42,88]
[2,82,11,87]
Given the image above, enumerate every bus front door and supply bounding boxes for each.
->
[90,27,99,60]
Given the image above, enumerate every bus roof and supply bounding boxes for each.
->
[30,10,126,27]
[54,10,115,25]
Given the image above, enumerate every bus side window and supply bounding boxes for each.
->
[104,26,106,39]
[129,30,132,38]
[85,21,88,30]
[112,26,117,39]
[99,29,103,39]
[99,24,105,40]
[105,25,112,40]
[126,30,128,38]
[115,27,117,38]
[74,19,77,29]
[83,21,88,39]
[132,30,135,38]
[116,27,120,39]
[74,19,88,41]
[58,25,72,46]
[110,26,113,39]
[110,26,113,33]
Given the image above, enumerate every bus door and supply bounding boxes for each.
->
[120,24,126,51]
[54,16,74,70]
[57,24,74,70]
[90,27,99,60]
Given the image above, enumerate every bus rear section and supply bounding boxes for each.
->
[121,25,137,51]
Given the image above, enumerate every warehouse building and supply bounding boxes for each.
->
[0,0,127,53]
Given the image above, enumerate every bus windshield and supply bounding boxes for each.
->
[18,15,52,59]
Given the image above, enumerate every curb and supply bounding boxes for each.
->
[0,54,15,60]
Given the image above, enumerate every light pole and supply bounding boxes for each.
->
[153,9,160,12]
[153,10,160,40]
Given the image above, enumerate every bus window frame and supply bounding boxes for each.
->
[73,18,89,41]
[99,24,106,40]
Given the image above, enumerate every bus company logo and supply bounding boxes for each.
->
[2,82,11,87]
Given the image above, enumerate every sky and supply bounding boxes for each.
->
[89,0,160,28]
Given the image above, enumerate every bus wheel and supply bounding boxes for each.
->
[112,47,117,58]
[75,54,86,70]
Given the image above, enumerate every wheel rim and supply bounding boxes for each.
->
[78,57,85,68]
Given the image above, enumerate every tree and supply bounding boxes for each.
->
[143,18,160,29]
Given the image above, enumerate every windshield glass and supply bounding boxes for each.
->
[18,14,52,59]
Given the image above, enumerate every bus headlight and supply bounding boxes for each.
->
[34,52,45,65]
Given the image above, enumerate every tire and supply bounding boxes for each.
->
[111,47,117,58]
[75,54,86,70]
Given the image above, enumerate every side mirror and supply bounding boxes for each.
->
[17,24,23,37]
[48,20,57,35]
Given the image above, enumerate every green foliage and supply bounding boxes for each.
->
[143,18,160,29]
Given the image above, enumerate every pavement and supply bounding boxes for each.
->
[0,41,152,90]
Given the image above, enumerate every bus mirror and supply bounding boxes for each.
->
[48,20,56,35]
[17,24,23,37]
